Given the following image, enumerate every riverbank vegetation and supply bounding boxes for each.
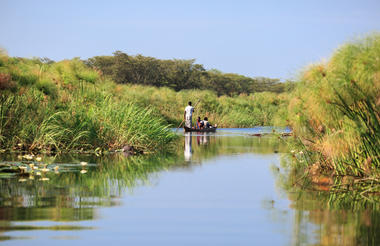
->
[85,51,292,127]
[0,48,290,154]
[0,51,176,153]
[284,33,380,192]
[109,84,290,127]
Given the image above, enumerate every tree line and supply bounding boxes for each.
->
[85,51,291,96]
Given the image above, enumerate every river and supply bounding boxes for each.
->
[0,128,378,245]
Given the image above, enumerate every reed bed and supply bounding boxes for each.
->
[109,84,290,127]
[287,34,380,182]
[0,53,176,153]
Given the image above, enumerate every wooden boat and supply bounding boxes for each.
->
[184,126,217,133]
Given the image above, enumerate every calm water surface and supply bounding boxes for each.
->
[0,128,378,245]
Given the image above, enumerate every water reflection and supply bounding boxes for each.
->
[0,129,378,245]
[184,132,192,161]
[0,133,287,240]
[184,133,213,161]
[272,156,380,246]
[0,153,185,239]
[283,191,380,246]
[196,133,210,145]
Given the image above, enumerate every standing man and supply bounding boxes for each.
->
[184,101,194,128]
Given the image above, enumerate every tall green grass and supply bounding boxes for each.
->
[0,50,288,153]
[287,33,380,180]
[108,84,290,127]
[0,53,176,153]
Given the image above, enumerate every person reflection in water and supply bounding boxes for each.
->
[202,133,209,145]
[196,132,210,145]
[184,132,192,161]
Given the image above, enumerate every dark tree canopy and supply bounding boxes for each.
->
[86,51,287,95]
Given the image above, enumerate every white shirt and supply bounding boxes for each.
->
[185,105,194,117]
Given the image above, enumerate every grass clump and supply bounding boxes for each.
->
[35,79,58,98]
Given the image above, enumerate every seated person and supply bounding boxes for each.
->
[196,117,204,129]
[203,117,212,128]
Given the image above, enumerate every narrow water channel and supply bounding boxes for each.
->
[0,128,378,245]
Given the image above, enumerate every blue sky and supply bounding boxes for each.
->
[1,0,380,79]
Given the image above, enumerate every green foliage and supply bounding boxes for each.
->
[11,71,38,86]
[86,51,287,95]
[0,55,176,153]
[287,33,380,178]
[76,69,98,83]
[35,79,58,98]
[107,84,289,127]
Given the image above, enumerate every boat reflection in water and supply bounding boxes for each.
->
[184,132,212,161]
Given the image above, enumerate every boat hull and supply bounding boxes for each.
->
[184,127,217,133]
